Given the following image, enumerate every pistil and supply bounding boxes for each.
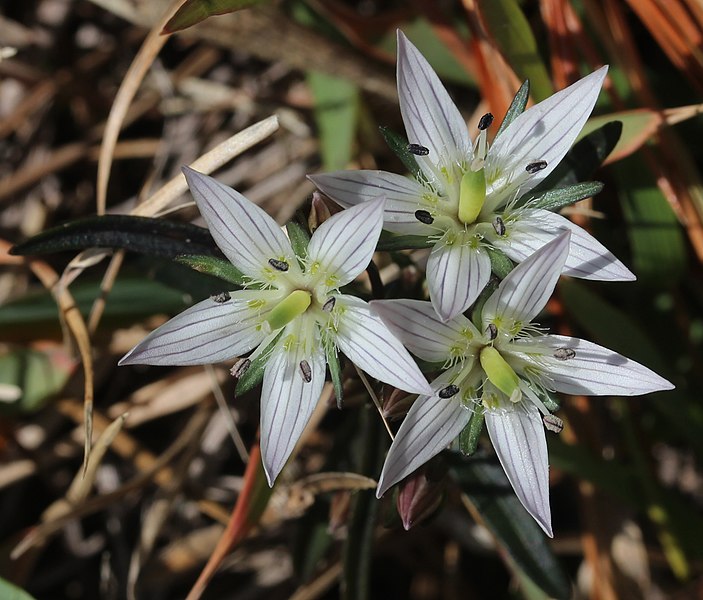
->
[266,290,312,331]
[480,346,522,402]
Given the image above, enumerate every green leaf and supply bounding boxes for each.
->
[487,246,513,279]
[176,254,246,286]
[615,157,686,285]
[536,121,622,190]
[0,577,37,600]
[163,0,271,33]
[326,344,344,409]
[378,126,422,180]
[308,71,359,171]
[235,331,283,396]
[458,404,485,456]
[286,221,310,260]
[451,454,571,599]
[0,347,72,415]
[10,215,218,259]
[376,232,435,251]
[496,80,529,138]
[478,0,553,101]
[526,181,604,212]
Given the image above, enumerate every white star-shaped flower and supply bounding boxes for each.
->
[120,167,432,485]
[371,232,673,536]
[310,30,634,322]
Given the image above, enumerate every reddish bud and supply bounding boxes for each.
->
[396,460,447,530]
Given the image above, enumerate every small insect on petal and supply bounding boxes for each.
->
[543,414,564,433]
[553,347,576,361]
[415,209,434,225]
[407,143,430,156]
[323,296,336,312]
[526,160,548,174]
[230,358,251,378]
[268,258,289,272]
[211,292,231,303]
[492,216,506,236]
[486,323,498,340]
[439,384,460,399]
[478,113,494,131]
[299,360,312,383]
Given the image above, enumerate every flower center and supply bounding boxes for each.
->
[266,289,312,331]
[479,346,522,402]
[457,113,491,225]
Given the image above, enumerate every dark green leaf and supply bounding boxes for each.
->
[458,404,485,456]
[286,221,310,260]
[10,215,218,259]
[536,121,623,189]
[470,276,499,329]
[176,254,246,286]
[379,126,423,180]
[450,454,571,599]
[235,331,283,396]
[376,232,435,251]
[326,344,344,409]
[496,80,529,138]
[163,0,271,33]
[526,181,604,212]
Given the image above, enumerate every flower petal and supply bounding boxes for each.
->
[306,197,385,287]
[495,209,635,281]
[397,31,472,186]
[260,317,326,485]
[333,295,432,395]
[119,290,282,366]
[534,335,674,396]
[308,171,431,235]
[485,403,553,537]
[377,371,471,497]
[371,299,480,363]
[183,167,296,281]
[483,232,570,328]
[486,66,608,209]
[427,235,491,322]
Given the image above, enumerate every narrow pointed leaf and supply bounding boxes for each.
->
[163,0,271,34]
[325,343,344,409]
[235,330,284,396]
[9,215,217,259]
[526,181,604,212]
[176,254,247,285]
[450,454,570,599]
[285,221,310,260]
[379,125,422,179]
[496,80,530,138]
[376,232,435,251]
[486,246,514,279]
[458,404,485,456]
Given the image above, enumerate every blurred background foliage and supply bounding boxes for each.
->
[1,0,703,598]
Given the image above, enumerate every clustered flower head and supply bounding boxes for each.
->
[121,30,674,535]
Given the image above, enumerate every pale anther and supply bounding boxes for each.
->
[230,358,251,379]
[543,414,564,433]
[407,143,430,156]
[526,160,548,174]
[486,323,498,340]
[439,384,460,399]
[268,258,289,271]
[553,348,576,361]
[415,209,434,225]
[492,216,506,236]
[211,292,231,303]
[299,360,312,383]
[322,297,336,312]
[478,113,494,131]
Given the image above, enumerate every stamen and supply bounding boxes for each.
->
[211,292,231,303]
[543,414,564,433]
[526,160,548,174]
[478,113,494,131]
[492,216,506,236]
[407,143,430,156]
[322,296,336,312]
[414,209,434,225]
[230,358,251,379]
[268,258,289,272]
[439,384,460,399]
[299,360,312,383]
[486,323,498,340]
[553,348,576,361]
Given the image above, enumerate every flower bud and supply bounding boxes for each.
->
[382,386,414,421]
[396,459,448,530]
